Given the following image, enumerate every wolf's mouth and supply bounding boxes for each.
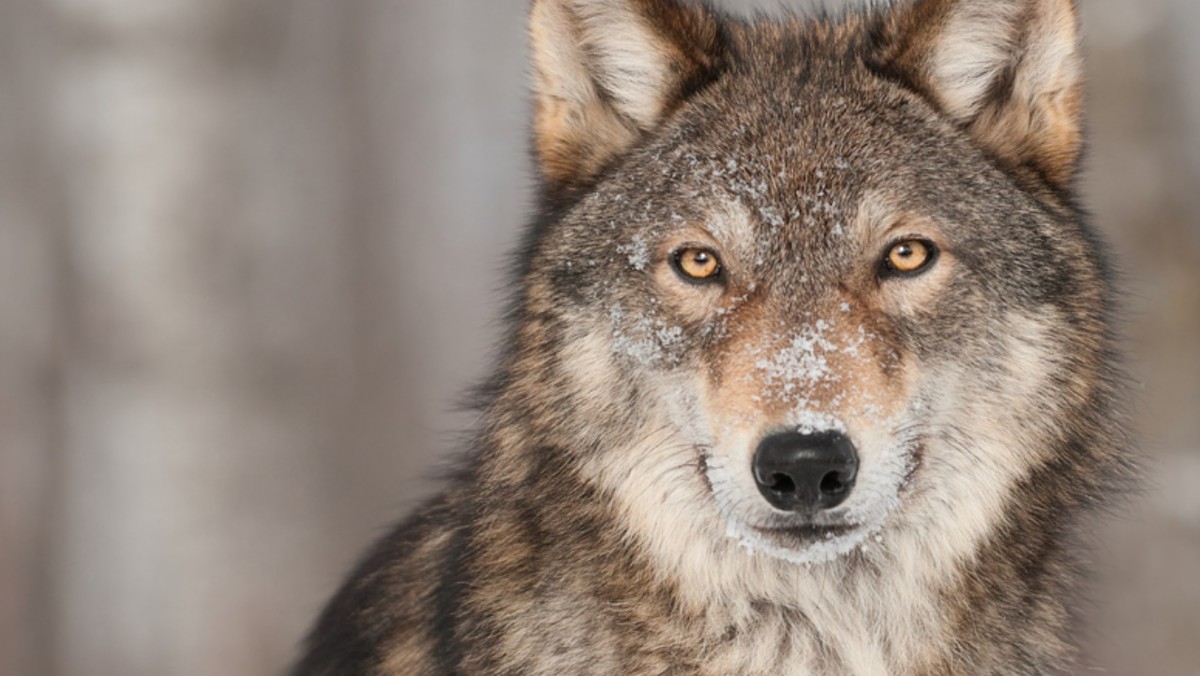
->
[752,522,857,546]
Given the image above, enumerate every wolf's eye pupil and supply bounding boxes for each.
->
[673,247,722,282]
[884,239,936,276]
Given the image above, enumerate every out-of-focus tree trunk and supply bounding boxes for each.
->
[0,2,64,675]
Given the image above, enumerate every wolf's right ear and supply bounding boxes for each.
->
[529,0,725,199]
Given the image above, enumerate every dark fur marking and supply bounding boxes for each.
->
[430,517,470,675]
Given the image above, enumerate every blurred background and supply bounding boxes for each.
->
[0,0,1196,674]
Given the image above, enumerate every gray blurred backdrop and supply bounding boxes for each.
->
[0,0,1197,674]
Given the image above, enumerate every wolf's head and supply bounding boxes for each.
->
[495,0,1120,595]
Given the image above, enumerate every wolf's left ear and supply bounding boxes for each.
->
[529,0,725,199]
[877,0,1084,188]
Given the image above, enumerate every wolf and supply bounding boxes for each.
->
[294,0,1131,673]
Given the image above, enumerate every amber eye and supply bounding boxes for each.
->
[882,239,937,276]
[671,246,723,283]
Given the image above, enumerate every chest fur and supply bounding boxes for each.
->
[694,605,923,675]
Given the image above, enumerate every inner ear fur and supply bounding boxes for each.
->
[529,0,725,200]
[876,0,1085,189]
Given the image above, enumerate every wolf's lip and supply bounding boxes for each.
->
[753,522,856,544]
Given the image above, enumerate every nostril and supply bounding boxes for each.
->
[769,473,797,494]
[820,471,848,496]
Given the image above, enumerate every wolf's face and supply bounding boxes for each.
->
[522,0,1104,575]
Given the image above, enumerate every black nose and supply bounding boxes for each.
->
[752,430,859,513]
